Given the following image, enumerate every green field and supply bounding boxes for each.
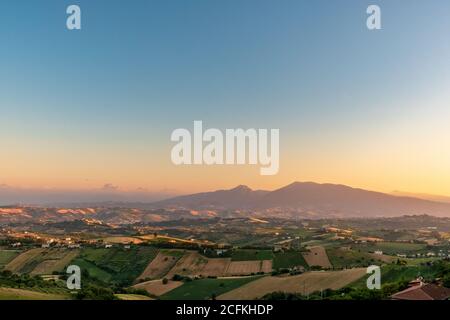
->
[71,258,113,283]
[355,242,427,255]
[0,287,68,300]
[231,249,274,261]
[160,276,261,300]
[160,249,185,257]
[74,246,159,285]
[0,250,20,268]
[327,248,386,269]
[350,263,442,289]
[273,251,308,269]
[115,294,153,300]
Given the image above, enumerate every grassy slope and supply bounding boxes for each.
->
[231,250,274,261]
[0,250,20,268]
[160,276,262,300]
[0,287,69,300]
[74,246,159,285]
[115,294,153,300]
[354,242,427,255]
[349,263,442,289]
[327,248,387,269]
[273,251,308,269]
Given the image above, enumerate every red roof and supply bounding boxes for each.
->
[391,283,450,300]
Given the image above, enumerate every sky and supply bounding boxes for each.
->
[1,0,450,202]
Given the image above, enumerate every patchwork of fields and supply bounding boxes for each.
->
[5,248,79,275]
[1,238,444,300]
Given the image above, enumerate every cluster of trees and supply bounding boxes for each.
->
[201,248,232,258]
[74,285,116,300]
[0,270,62,290]
[434,260,450,288]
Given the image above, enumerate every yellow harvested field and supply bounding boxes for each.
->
[217,268,366,300]
[166,252,208,278]
[200,258,231,277]
[5,248,45,273]
[115,294,154,300]
[260,260,273,273]
[102,237,144,244]
[0,287,68,300]
[225,261,263,276]
[133,279,183,296]
[302,246,332,269]
[138,252,180,280]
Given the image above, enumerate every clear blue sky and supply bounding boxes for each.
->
[1,0,450,195]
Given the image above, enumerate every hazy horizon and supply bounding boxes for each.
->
[3,180,450,206]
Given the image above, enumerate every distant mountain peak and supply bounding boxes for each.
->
[230,185,252,192]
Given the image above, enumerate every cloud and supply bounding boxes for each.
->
[101,183,119,191]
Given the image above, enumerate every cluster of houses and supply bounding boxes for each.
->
[8,237,135,250]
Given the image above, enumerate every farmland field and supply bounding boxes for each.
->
[273,251,308,270]
[166,252,208,278]
[75,246,159,284]
[0,250,20,268]
[160,276,261,300]
[355,242,427,255]
[327,248,388,269]
[31,250,80,275]
[115,294,153,300]
[231,249,274,261]
[225,260,269,276]
[350,263,443,289]
[200,258,231,277]
[133,279,183,296]
[260,260,273,273]
[138,251,180,280]
[217,268,367,300]
[5,248,46,274]
[302,246,332,269]
[101,237,144,244]
[0,287,68,300]
[71,258,112,282]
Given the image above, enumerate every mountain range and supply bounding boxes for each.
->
[2,182,450,222]
[151,182,450,218]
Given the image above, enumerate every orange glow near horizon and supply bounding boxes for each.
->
[2,94,450,197]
